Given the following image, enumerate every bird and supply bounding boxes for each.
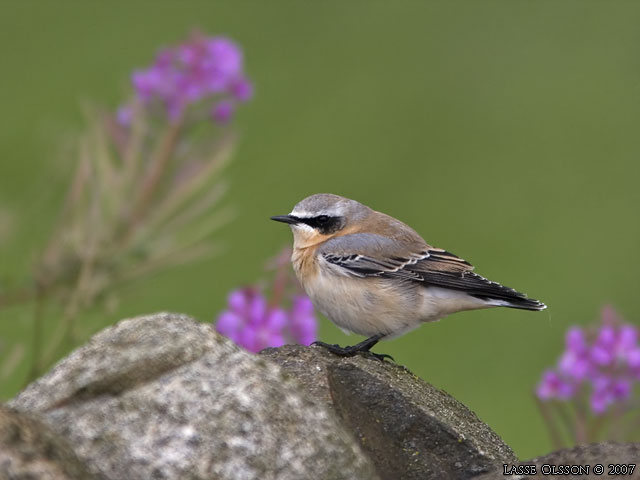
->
[271,193,546,360]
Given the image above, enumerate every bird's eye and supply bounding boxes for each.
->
[316,215,329,224]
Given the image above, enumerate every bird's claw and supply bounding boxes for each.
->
[365,351,395,362]
[312,340,394,362]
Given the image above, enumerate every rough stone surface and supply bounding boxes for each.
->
[261,344,517,480]
[476,442,640,479]
[9,313,377,480]
[0,403,97,480]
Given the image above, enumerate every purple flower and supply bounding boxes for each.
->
[212,100,234,124]
[612,378,632,399]
[122,33,252,124]
[132,68,164,102]
[591,326,616,366]
[628,347,640,370]
[228,288,248,312]
[558,327,591,380]
[590,377,614,414]
[537,306,640,414]
[589,377,631,414]
[215,287,317,353]
[215,288,285,353]
[230,77,253,102]
[536,370,575,400]
[617,325,638,358]
[239,308,287,353]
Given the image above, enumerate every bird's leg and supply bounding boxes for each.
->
[312,333,394,361]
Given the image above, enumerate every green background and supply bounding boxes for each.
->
[1,0,639,459]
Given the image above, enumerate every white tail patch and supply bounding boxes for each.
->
[484,298,515,308]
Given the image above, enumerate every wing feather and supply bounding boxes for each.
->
[319,233,545,310]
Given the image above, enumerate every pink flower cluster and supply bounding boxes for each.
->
[536,306,640,414]
[215,288,317,353]
[122,34,253,124]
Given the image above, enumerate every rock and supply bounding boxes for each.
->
[261,344,517,480]
[0,403,97,480]
[476,442,640,479]
[9,313,377,480]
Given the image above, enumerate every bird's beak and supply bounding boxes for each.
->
[270,215,299,225]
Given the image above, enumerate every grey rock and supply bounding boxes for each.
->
[0,403,97,480]
[10,313,377,480]
[477,442,640,479]
[261,344,517,480]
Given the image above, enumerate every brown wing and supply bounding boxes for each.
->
[321,234,545,310]
[320,233,472,280]
[405,249,545,310]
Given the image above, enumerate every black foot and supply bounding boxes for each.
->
[312,334,394,362]
[362,351,395,362]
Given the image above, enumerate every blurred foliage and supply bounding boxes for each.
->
[1,1,639,459]
[1,31,250,382]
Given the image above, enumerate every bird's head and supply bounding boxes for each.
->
[271,193,371,248]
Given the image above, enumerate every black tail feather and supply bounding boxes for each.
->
[471,292,546,311]
[421,271,546,311]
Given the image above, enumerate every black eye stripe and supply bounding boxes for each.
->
[299,215,345,233]
[299,216,329,227]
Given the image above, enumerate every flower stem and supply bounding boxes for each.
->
[555,401,577,445]
[535,396,564,450]
[574,395,588,444]
[124,120,182,242]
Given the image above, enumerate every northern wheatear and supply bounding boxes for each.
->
[271,193,546,359]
